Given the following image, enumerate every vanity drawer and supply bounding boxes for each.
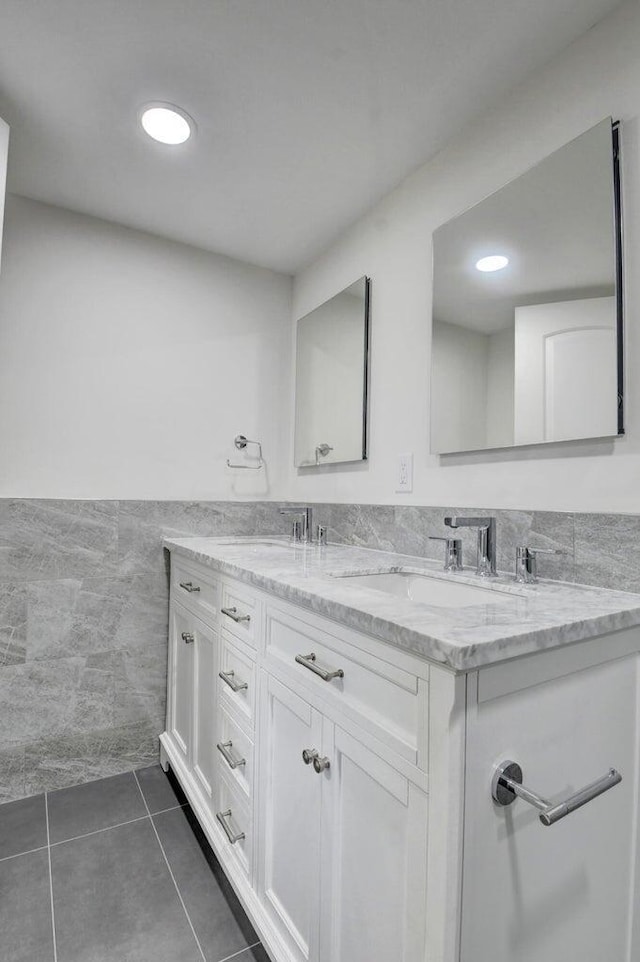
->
[214,772,252,883]
[220,580,258,647]
[171,558,219,623]
[218,632,256,731]
[216,706,254,802]
[265,602,426,764]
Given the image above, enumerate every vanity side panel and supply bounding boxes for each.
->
[425,666,467,962]
[461,652,640,962]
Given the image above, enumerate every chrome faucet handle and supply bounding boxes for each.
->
[444,516,497,577]
[280,506,313,543]
[429,536,463,571]
[515,546,565,584]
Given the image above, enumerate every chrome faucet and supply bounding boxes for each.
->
[280,506,313,543]
[444,516,497,577]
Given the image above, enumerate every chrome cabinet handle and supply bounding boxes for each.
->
[179,581,201,593]
[302,748,319,765]
[221,606,251,624]
[181,632,194,644]
[492,759,622,826]
[295,652,344,683]
[215,809,245,844]
[217,741,246,770]
[219,669,248,693]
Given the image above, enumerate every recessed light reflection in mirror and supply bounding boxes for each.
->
[475,254,509,272]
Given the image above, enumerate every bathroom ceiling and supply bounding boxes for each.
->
[0,0,623,274]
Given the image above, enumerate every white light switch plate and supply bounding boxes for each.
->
[396,453,413,493]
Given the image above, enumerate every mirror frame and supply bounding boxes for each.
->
[429,119,625,455]
[294,275,371,468]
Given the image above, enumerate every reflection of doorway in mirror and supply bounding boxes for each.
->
[513,297,616,444]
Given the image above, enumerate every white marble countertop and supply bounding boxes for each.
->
[164,536,640,671]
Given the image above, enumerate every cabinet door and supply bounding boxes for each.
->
[168,605,195,768]
[321,726,428,962]
[193,619,217,801]
[257,673,323,962]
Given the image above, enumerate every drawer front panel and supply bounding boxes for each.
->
[220,581,258,647]
[265,604,424,761]
[171,558,219,623]
[219,632,256,731]
[216,706,254,802]
[214,772,252,882]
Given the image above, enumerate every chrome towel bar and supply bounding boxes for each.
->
[226,434,264,470]
[492,759,622,826]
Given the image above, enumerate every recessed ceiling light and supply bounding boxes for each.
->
[475,255,509,272]
[140,103,193,145]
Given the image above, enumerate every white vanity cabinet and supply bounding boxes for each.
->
[161,551,640,962]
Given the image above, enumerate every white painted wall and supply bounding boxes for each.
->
[288,0,640,512]
[0,196,292,499]
[431,321,488,454]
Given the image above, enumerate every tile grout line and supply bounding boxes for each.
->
[218,941,263,962]
[133,770,207,962]
[0,843,49,865]
[47,801,187,849]
[44,793,58,962]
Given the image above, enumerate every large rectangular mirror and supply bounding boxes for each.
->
[431,118,623,454]
[294,276,370,467]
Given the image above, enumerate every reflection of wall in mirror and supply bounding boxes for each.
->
[431,321,514,452]
[295,291,365,466]
[513,297,616,445]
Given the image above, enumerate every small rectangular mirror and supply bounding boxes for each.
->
[430,118,623,454]
[294,276,370,467]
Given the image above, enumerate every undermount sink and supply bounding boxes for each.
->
[333,570,516,607]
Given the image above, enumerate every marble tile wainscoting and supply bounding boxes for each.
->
[0,498,638,802]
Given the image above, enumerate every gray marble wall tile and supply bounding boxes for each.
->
[0,747,25,803]
[117,500,287,577]
[0,583,27,666]
[0,499,118,582]
[22,721,159,798]
[575,513,640,593]
[24,574,168,662]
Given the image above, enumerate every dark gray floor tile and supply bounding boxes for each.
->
[51,818,202,962]
[154,806,257,962]
[136,764,187,814]
[47,771,147,843]
[0,849,54,961]
[0,792,47,860]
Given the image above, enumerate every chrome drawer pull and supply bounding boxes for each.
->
[181,632,194,645]
[221,606,251,624]
[302,748,319,765]
[217,741,246,770]
[492,759,622,827]
[219,669,248,693]
[295,652,344,683]
[179,581,201,593]
[216,809,245,845]
[313,755,330,774]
